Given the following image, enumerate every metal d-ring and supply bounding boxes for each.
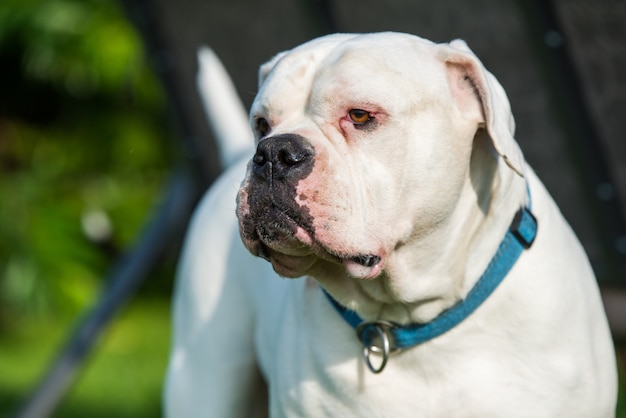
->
[356,320,399,374]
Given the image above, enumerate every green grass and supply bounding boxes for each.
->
[0,298,171,417]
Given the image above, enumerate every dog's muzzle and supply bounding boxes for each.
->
[240,133,384,279]
[237,133,319,275]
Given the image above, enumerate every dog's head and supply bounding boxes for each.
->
[236,32,523,310]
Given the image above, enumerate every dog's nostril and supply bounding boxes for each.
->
[278,149,307,166]
[253,151,266,165]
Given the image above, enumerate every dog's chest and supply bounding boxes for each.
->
[251,279,543,417]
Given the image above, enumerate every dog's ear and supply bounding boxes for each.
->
[258,51,288,87]
[441,39,524,177]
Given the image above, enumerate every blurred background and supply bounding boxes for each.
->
[0,0,177,416]
[0,0,624,417]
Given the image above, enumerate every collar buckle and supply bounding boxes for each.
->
[510,207,537,249]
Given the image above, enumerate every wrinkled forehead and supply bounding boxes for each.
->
[316,36,442,90]
[252,33,442,116]
[266,33,438,84]
[252,34,357,110]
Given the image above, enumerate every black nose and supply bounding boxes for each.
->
[252,134,314,181]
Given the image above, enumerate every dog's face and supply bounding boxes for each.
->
[236,33,522,309]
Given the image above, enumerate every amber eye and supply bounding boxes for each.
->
[256,118,270,137]
[348,109,372,124]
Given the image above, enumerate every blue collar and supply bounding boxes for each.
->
[324,201,538,373]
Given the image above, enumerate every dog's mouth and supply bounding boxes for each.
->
[244,209,384,280]
[258,240,384,280]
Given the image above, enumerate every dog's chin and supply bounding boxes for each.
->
[241,224,385,280]
[264,248,318,278]
[243,228,321,278]
[238,218,315,277]
[263,243,384,280]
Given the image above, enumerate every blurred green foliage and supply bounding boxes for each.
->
[0,0,175,323]
[0,0,176,415]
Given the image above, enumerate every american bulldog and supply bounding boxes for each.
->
[164,32,617,417]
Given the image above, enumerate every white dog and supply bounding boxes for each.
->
[164,32,617,417]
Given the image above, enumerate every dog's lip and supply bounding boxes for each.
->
[255,231,384,279]
[342,255,384,279]
[247,210,385,279]
[259,231,314,257]
[254,212,315,253]
[262,246,318,278]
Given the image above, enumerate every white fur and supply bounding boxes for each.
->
[165,33,617,417]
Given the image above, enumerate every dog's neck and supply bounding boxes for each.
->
[358,132,528,324]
